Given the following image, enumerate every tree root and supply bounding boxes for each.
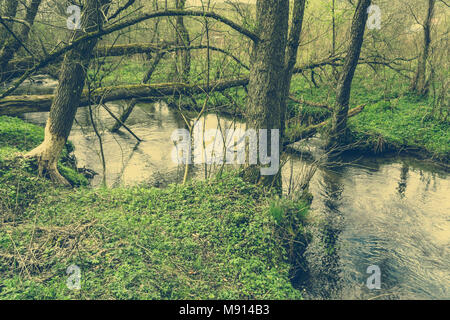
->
[24,135,71,187]
[24,150,71,187]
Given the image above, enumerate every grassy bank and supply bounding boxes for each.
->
[288,69,449,162]
[0,116,308,300]
[348,94,449,162]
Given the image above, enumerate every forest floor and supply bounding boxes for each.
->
[0,116,309,299]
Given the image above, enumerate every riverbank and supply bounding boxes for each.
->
[347,94,449,164]
[287,71,449,164]
[0,116,308,299]
[16,60,447,164]
[107,60,449,163]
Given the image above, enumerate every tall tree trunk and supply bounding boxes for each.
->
[331,0,338,80]
[0,0,19,49]
[26,0,111,185]
[328,0,371,147]
[243,0,289,187]
[0,0,42,83]
[174,0,190,82]
[410,0,435,96]
[280,0,307,137]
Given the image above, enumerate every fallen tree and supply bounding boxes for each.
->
[0,78,249,115]
[288,95,331,110]
[0,8,258,99]
[283,104,366,146]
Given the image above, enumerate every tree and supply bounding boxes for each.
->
[410,0,436,96]
[174,0,191,82]
[243,0,290,187]
[0,0,19,49]
[0,0,42,83]
[26,0,112,185]
[328,0,371,147]
[280,0,307,136]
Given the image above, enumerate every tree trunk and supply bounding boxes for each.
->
[280,0,307,137]
[331,0,338,80]
[328,0,371,147]
[0,0,19,49]
[0,0,42,83]
[26,0,111,186]
[174,0,190,82]
[243,0,289,187]
[410,0,435,96]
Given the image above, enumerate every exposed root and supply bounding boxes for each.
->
[24,124,71,187]
[25,150,71,187]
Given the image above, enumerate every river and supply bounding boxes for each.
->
[19,83,449,300]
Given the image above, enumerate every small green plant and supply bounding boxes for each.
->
[269,197,312,281]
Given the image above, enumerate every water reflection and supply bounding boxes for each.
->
[397,163,409,198]
[302,158,449,299]
[23,100,450,300]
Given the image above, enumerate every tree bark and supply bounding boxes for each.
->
[0,0,42,83]
[328,0,371,147]
[280,0,307,136]
[410,0,435,96]
[174,0,191,82]
[25,0,111,186]
[243,0,289,187]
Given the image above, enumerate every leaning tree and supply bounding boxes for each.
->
[328,0,371,148]
[26,0,112,185]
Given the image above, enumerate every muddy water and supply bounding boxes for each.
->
[23,100,449,300]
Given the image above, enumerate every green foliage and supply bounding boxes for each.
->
[288,67,450,162]
[0,116,44,151]
[0,116,89,187]
[0,155,303,300]
[269,197,312,280]
[348,94,450,161]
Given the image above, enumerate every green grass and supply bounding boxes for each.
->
[288,68,450,162]
[0,176,305,300]
[0,117,308,300]
[348,94,450,161]
[0,116,89,187]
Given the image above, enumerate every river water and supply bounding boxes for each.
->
[20,86,449,300]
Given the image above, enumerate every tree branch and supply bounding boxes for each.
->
[0,9,258,98]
